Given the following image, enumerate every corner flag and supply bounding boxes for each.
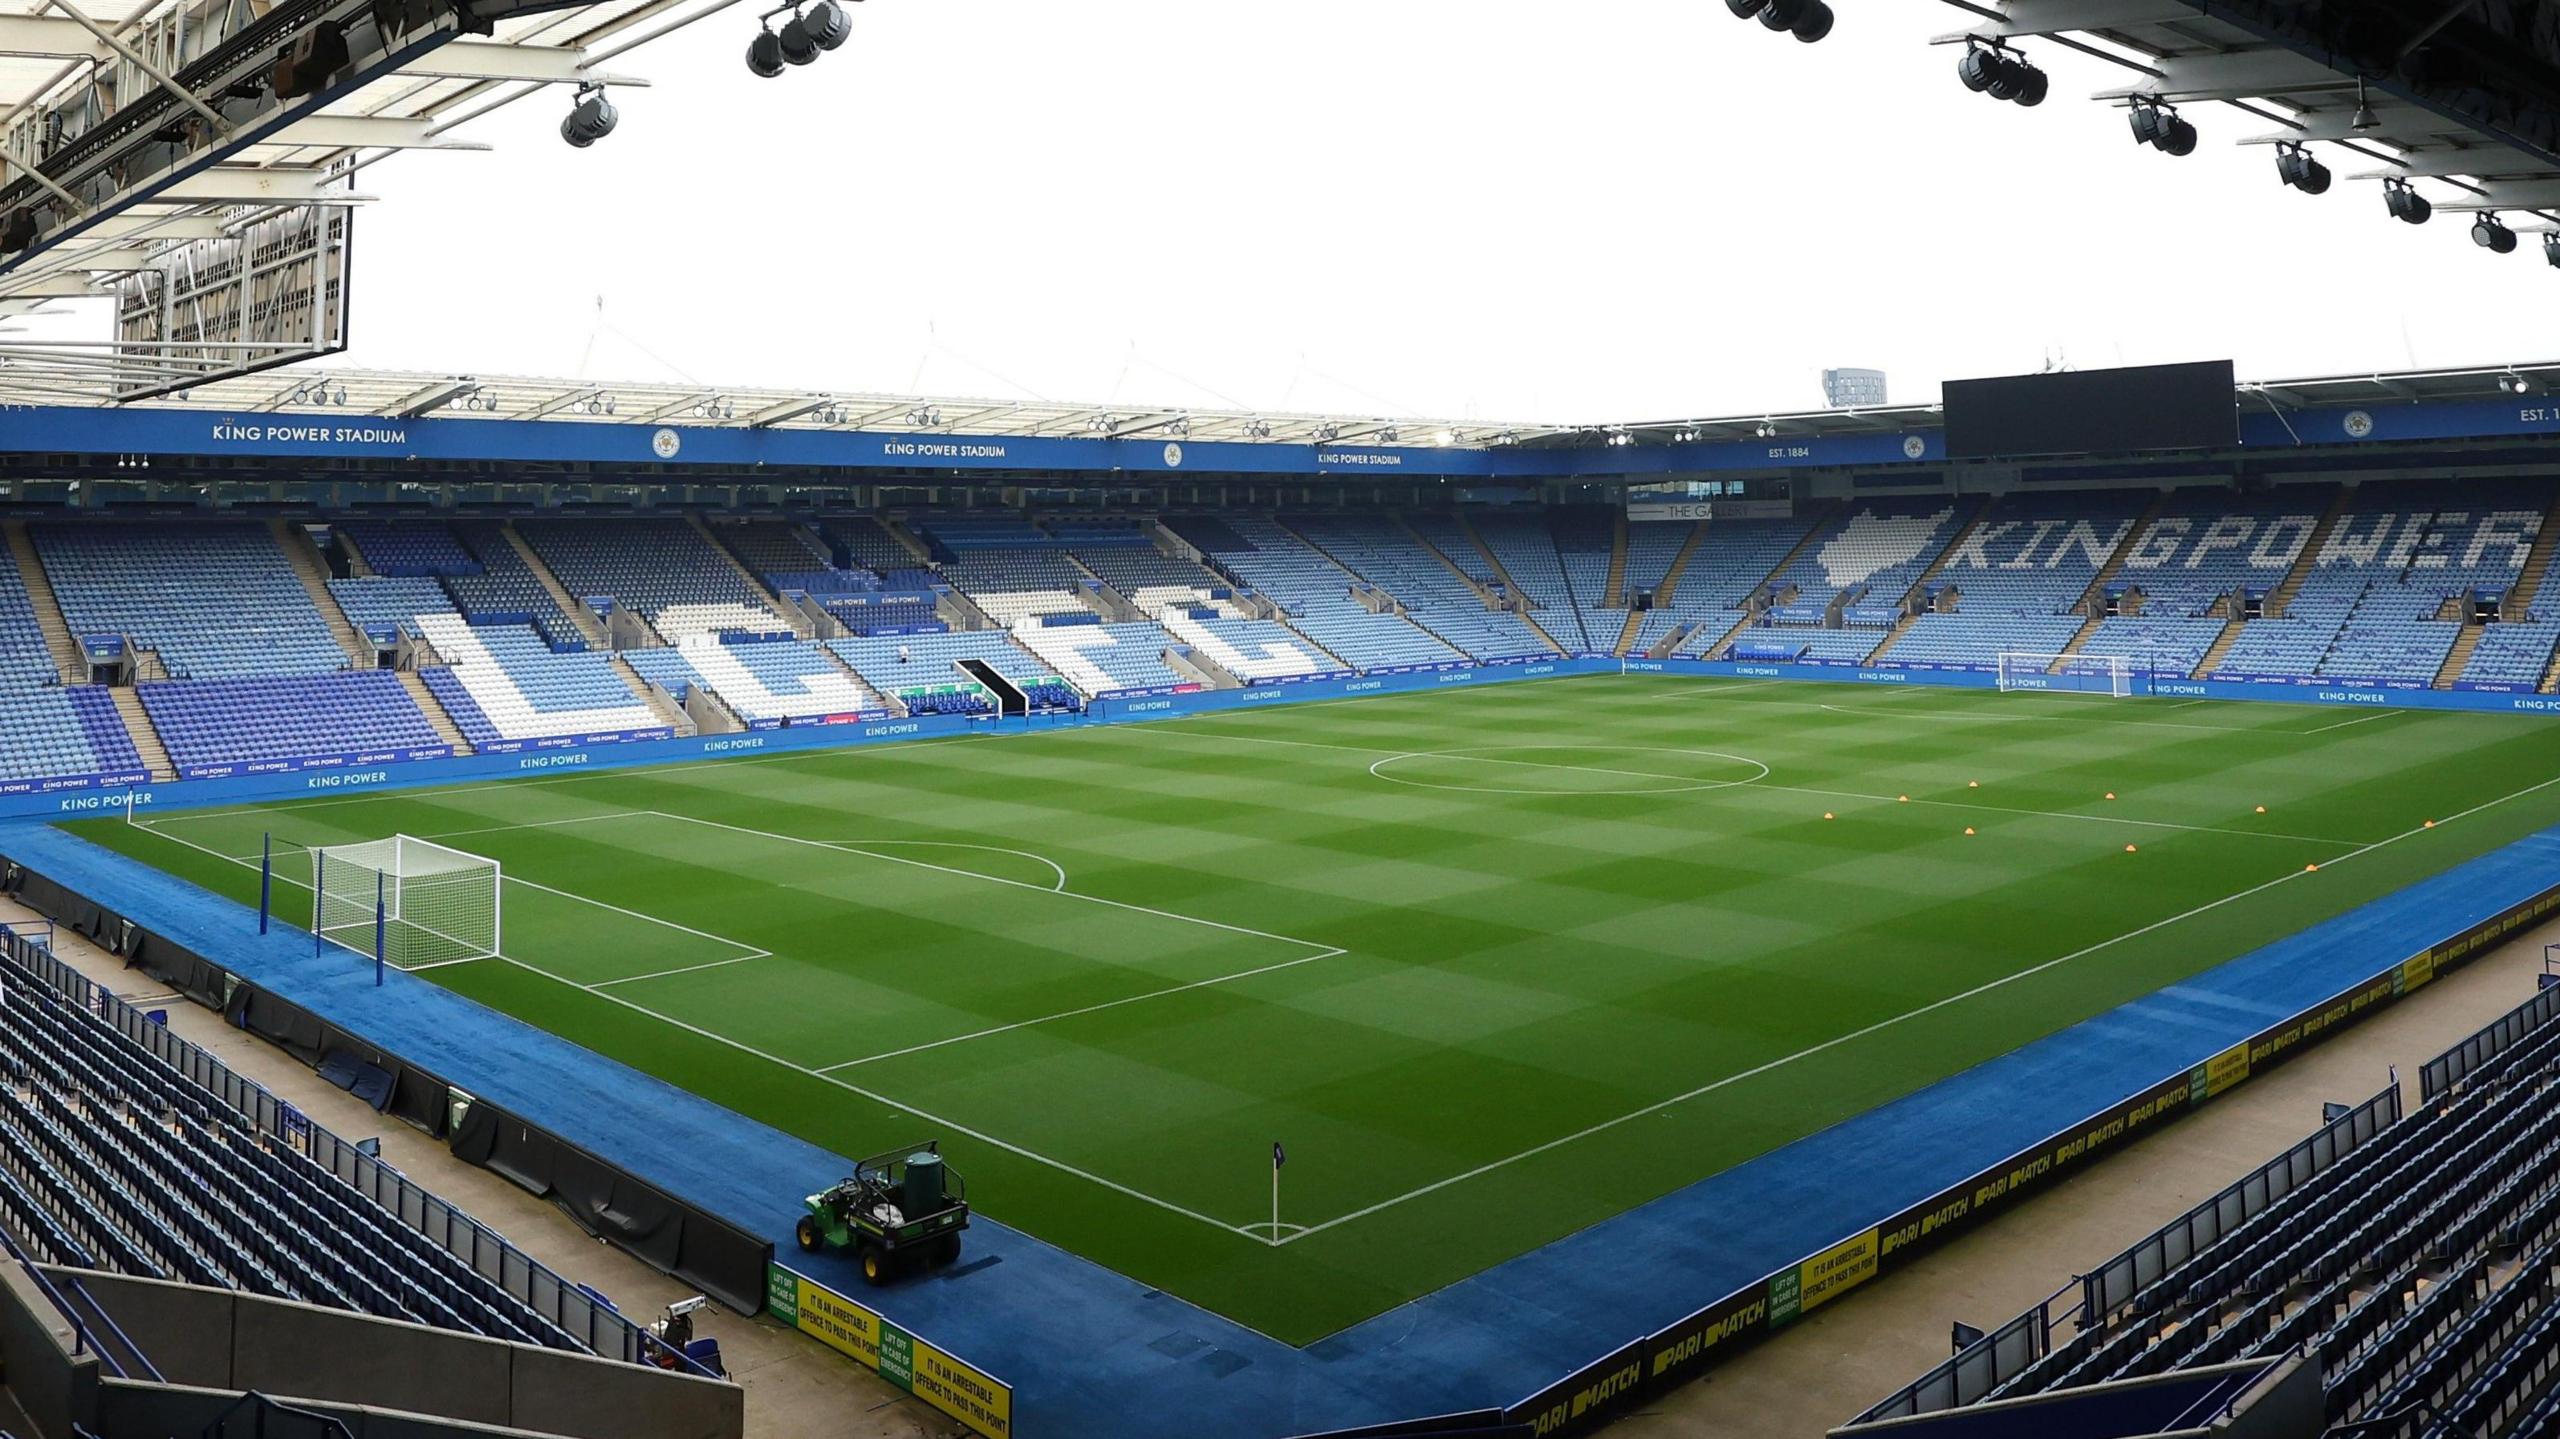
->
[1273,1141,1286,1169]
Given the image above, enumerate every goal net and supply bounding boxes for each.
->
[1996,651,2140,697]
[312,836,501,970]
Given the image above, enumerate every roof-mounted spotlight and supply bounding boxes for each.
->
[1958,41,2045,106]
[2383,177,2431,225]
[2275,142,2330,195]
[752,0,854,74]
[2128,97,2196,155]
[2546,234,2560,271]
[560,84,617,148]
[2499,371,2542,395]
[1725,0,1830,43]
[2472,212,2518,254]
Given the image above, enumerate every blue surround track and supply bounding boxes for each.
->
[5,662,2556,1438]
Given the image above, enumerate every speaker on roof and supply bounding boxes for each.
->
[271,19,351,100]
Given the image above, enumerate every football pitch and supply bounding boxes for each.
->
[64,672,2560,1344]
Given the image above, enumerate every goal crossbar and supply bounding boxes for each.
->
[312,835,502,970]
[1995,650,2140,697]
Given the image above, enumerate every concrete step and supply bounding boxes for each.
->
[396,670,474,755]
[2193,618,2248,680]
[610,655,696,734]
[272,518,371,666]
[6,521,84,682]
[109,687,176,782]
[2508,495,2560,617]
[2267,488,2349,618]
[500,523,613,649]
[2434,623,2487,690]
[1652,520,1709,606]
[688,514,814,638]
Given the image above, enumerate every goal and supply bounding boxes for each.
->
[1996,651,2142,697]
[312,836,501,970]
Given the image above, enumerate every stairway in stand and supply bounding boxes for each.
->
[109,688,175,782]
[2506,494,2560,618]
[2192,618,2248,681]
[5,521,84,682]
[2433,624,2487,690]
[500,523,614,649]
[688,514,815,638]
[396,671,475,755]
[2265,488,2350,618]
[271,519,371,666]
[611,655,694,732]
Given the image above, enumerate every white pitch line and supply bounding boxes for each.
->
[590,952,775,989]
[647,811,1341,955]
[1273,766,2560,1244]
[2301,710,2397,735]
[487,953,1268,1242]
[817,946,1349,1072]
[1813,702,2276,735]
[132,807,1270,1238]
[145,817,770,965]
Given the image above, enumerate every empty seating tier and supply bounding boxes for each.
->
[37,523,344,679]
[518,518,788,643]
[139,671,446,779]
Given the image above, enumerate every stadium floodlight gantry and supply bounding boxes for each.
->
[0,0,740,405]
[1925,0,2560,267]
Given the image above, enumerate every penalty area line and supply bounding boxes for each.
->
[489,952,1272,1243]
[1273,767,2560,1245]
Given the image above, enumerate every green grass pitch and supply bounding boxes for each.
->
[65,674,2560,1343]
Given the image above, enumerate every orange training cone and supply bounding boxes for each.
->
[2125,844,2138,853]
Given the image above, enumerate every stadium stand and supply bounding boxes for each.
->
[1013,618,1193,696]
[327,575,459,637]
[138,671,446,778]
[4,489,2560,794]
[2115,488,2326,622]
[1851,987,2560,1438]
[1626,514,1822,658]
[830,632,1077,710]
[36,523,346,679]
[1289,515,1558,660]
[1874,493,2147,670]
[415,615,666,747]
[518,518,791,643]
[1165,515,1466,672]
[1158,610,1347,683]
[0,938,587,1351]
[622,636,888,724]
[444,521,594,649]
[1461,511,1598,652]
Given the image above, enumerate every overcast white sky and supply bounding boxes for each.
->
[315,0,2558,423]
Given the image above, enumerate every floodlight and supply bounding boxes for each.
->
[560,87,618,148]
[2350,79,2378,132]
[746,28,785,76]
[2546,234,2560,270]
[2383,178,2431,225]
[2275,143,2330,195]
[2472,213,2517,254]
[802,0,852,49]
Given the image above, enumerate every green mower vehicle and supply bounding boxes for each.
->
[794,1141,970,1286]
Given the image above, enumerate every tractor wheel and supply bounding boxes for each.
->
[795,1216,821,1252]
[932,1234,962,1267]
[860,1244,888,1287]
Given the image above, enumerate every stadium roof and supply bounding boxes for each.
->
[1931,0,2560,226]
[73,357,2560,456]
[0,0,724,401]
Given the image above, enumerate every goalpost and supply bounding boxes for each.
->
[312,836,501,971]
[1995,651,2145,698]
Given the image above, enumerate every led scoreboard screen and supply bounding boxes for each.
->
[1942,359,2237,459]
